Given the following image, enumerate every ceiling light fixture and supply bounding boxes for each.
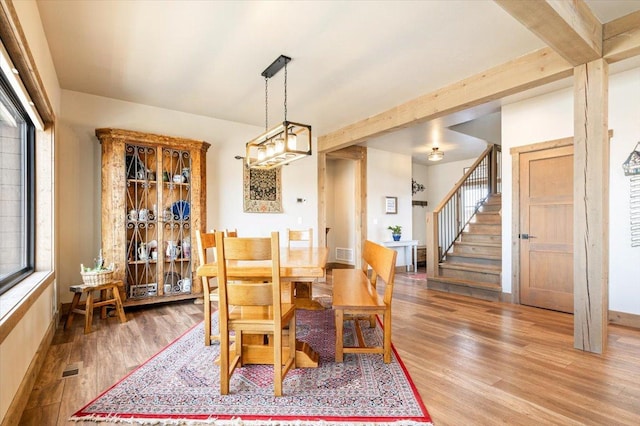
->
[245,55,311,169]
[428,146,444,162]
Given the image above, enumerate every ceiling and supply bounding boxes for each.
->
[36,0,640,165]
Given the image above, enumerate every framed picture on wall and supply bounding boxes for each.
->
[385,196,397,214]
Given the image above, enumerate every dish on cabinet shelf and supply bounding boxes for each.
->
[172,200,190,220]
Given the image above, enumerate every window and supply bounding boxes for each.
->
[0,71,35,295]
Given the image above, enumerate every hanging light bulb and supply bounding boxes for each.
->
[266,141,275,157]
[257,146,266,162]
[287,130,297,151]
[275,134,285,154]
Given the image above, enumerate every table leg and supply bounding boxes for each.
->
[65,292,81,329]
[84,291,94,334]
[100,289,108,319]
[413,243,417,273]
[112,284,127,323]
[335,309,344,362]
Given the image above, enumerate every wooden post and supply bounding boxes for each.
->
[426,212,439,278]
[573,58,609,354]
[490,145,498,195]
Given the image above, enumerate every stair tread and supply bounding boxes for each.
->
[439,262,501,273]
[447,252,502,260]
[428,276,502,291]
[455,241,501,248]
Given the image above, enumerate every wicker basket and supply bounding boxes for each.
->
[80,264,115,286]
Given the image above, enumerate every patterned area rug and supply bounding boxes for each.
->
[406,273,427,281]
[70,309,432,425]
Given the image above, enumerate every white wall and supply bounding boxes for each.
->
[425,157,476,210]
[367,148,413,266]
[607,68,640,314]
[502,69,640,314]
[58,90,318,304]
[326,159,356,264]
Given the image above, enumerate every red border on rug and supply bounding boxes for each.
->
[72,317,432,424]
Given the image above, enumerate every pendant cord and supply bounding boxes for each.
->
[284,62,288,122]
[265,77,268,130]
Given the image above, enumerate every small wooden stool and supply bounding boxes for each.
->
[65,280,127,333]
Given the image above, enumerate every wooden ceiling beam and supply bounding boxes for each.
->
[495,0,602,66]
[603,10,640,63]
[318,47,573,153]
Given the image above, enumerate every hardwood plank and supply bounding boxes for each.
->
[18,270,640,425]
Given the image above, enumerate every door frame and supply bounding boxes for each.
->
[318,146,367,269]
[510,136,574,305]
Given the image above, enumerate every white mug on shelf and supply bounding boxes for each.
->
[138,243,149,260]
[138,208,149,221]
[178,278,191,292]
[166,240,178,260]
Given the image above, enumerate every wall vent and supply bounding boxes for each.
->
[335,247,354,262]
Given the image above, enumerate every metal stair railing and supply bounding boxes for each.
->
[426,144,501,277]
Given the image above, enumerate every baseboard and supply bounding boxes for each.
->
[500,292,514,303]
[609,310,640,329]
[1,313,57,426]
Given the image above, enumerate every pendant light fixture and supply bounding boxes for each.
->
[428,146,444,162]
[245,55,312,169]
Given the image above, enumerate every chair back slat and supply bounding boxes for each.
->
[287,228,313,247]
[196,230,216,265]
[222,236,272,261]
[362,240,397,305]
[227,282,273,306]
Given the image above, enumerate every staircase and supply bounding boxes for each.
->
[427,194,502,301]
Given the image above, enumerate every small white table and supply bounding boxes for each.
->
[382,240,418,273]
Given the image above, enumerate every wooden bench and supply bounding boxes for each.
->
[332,240,397,363]
[64,280,127,334]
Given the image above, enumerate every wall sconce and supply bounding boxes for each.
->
[412,179,425,195]
[623,142,640,176]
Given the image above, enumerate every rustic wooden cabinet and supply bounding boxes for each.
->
[96,128,210,306]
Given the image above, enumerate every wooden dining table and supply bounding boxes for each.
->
[196,246,329,368]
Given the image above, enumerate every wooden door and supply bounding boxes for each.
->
[519,145,573,313]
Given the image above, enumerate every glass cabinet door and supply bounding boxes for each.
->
[125,144,159,298]
[160,147,193,296]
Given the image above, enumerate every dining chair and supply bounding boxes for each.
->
[215,230,296,396]
[337,239,397,363]
[286,228,319,309]
[287,228,312,247]
[225,228,238,237]
[195,230,220,346]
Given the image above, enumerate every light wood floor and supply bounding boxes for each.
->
[19,269,640,425]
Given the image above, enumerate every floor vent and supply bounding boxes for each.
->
[335,247,354,262]
[62,364,80,378]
